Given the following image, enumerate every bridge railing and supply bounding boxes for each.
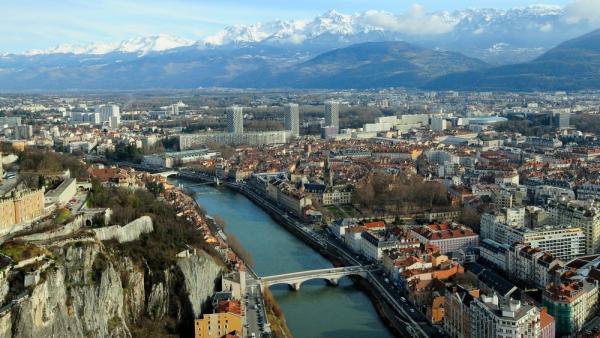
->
[260,265,367,282]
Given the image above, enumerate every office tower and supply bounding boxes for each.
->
[325,100,340,131]
[95,104,120,122]
[227,106,244,134]
[284,103,300,137]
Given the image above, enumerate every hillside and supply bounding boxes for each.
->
[0,185,224,337]
[427,29,600,91]
[244,41,489,89]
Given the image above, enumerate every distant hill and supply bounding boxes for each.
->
[0,45,310,91]
[254,41,489,89]
[427,29,600,91]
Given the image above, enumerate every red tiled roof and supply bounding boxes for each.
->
[217,300,242,316]
[363,221,385,229]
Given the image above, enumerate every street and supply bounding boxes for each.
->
[244,269,270,338]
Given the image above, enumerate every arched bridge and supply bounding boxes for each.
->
[259,266,372,291]
[155,170,178,178]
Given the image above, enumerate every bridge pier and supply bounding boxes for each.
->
[290,282,302,291]
[328,278,339,286]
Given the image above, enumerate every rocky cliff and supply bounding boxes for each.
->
[0,239,222,338]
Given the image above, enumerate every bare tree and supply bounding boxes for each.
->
[226,233,254,268]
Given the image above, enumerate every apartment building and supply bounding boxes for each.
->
[410,223,479,254]
[284,103,300,138]
[506,244,563,289]
[179,131,288,149]
[469,294,541,338]
[360,230,418,261]
[547,199,600,254]
[194,300,243,338]
[444,285,480,338]
[481,208,586,261]
[480,240,564,289]
[576,182,600,200]
[226,106,243,134]
[543,279,598,336]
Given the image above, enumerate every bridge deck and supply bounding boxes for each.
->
[260,265,367,283]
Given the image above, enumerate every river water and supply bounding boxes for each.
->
[175,180,395,338]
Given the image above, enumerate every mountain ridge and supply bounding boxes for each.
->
[254,41,489,89]
[426,28,600,91]
[1,26,600,91]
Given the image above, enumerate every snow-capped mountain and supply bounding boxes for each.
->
[11,5,599,63]
[198,5,592,63]
[23,34,194,56]
[201,9,457,46]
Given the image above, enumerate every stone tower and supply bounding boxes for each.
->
[324,156,333,188]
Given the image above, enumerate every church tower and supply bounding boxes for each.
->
[324,156,333,188]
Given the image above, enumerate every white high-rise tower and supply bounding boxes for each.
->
[325,100,340,131]
[227,106,244,134]
[284,103,300,138]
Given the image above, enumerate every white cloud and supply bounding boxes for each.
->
[564,0,600,25]
[473,27,485,35]
[539,23,553,32]
[360,5,456,35]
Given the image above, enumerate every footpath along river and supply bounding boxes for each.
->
[174,180,395,338]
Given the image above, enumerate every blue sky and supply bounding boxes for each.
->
[0,0,574,53]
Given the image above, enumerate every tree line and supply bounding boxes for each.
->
[353,172,451,216]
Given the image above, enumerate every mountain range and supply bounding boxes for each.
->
[0,6,599,91]
[10,6,594,64]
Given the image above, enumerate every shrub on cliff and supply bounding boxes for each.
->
[88,182,218,270]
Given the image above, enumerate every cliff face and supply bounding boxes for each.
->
[0,241,222,337]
